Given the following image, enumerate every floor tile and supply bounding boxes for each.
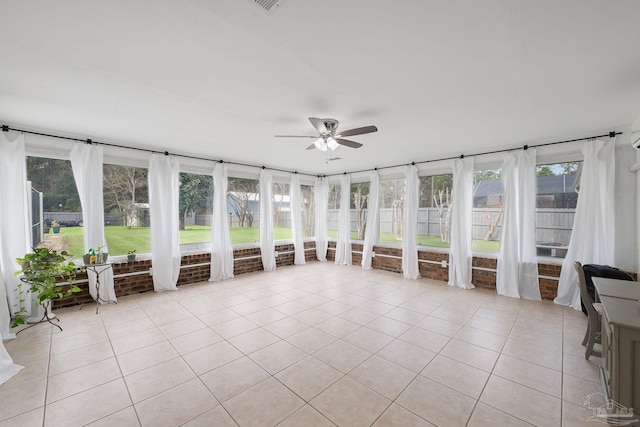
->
[158,316,207,340]
[249,340,308,374]
[480,375,561,426]
[453,325,507,352]
[223,377,304,426]
[315,317,361,338]
[135,378,218,427]
[313,339,372,373]
[117,340,179,376]
[376,339,436,373]
[276,356,343,401]
[421,355,489,399]
[183,340,244,375]
[44,379,132,427]
[396,375,476,426]
[0,378,46,421]
[48,340,114,376]
[125,357,195,403]
[200,356,270,402]
[467,401,533,426]
[348,355,416,400]
[562,374,602,407]
[416,316,463,337]
[263,317,310,339]
[210,317,259,339]
[227,327,281,354]
[285,327,337,353]
[366,316,413,337]
[372,403,435,427]
[439,339,499,372]
[342,327,393,353]
[398,326,451,353]
[501,336,562,371]
[110,328,166,355]
[88,406,141,427]
[181,405,237,427]
[46,357,122,403]
[310,377,391,427]
[278,405,336,427]
[492,354,562,397]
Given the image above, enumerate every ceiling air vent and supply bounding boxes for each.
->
[252,0,281,12]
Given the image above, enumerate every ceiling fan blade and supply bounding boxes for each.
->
[275,135,317,138]
[337,125,377,137]
[336,138,363,149]
[309,117,327,133]
[305,143,316,150]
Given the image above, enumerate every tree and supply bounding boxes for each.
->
[352,183,369,240]
[26,157,81,212]
[433,188,451,243]
[474,169,502,183]
[179,173,213,230]
[536,165,554,176]
[103,165,148,227]
[228,178,258,227]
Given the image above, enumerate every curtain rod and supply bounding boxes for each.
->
[1,124,317,178]
[326,131,622,177]
[2,124,621,179]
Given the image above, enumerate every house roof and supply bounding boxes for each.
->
[1,1,639,175]
[473,174,578,197]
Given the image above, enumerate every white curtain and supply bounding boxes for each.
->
[335,174,352,265]
[555,139,615,309]
[149,154,181,291]
[0,132,30,337]
[449,157,475,289]
[314,177,329,261]
[496,150,540,300]
[209,163,234,282]
[290,173,306,265]
[70,143,116,303]
[402,165,420,279]
[361,170,380,270]
[260,169,275,271]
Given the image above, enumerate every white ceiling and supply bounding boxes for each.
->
[1,0,639,175]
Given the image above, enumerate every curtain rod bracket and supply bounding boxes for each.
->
[164,151,169,156]
[609,131,616,138]
[262,166,265,169]
[86,138,92,145]
[460,154,465,159]
[523,144,528,151]
[2,125,8,132]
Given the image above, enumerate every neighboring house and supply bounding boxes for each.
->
[472,174,578,209]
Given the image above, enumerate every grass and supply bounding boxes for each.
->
[51,225,499,258]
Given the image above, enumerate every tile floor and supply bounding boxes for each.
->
[1,263,603,426]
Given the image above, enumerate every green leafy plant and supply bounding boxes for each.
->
[127,249,136,255]
[12,247,83,328]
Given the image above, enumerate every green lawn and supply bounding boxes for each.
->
[51,225,498,258]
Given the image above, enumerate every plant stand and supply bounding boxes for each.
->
[17,299,61,335]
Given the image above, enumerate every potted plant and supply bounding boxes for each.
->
[51,220,61,233]
[127,250,137,263]
[12,247,83,330]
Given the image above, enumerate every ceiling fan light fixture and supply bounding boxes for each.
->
[314,137,327,151]
[326,136,339,150]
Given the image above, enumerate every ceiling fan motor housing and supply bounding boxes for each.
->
[322,119,339,135]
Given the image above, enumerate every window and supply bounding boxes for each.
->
[417,174,453,248]
[535,161,581,258]
[103,164,150,255]
[300,184,315,238]
[273,181,292,241]
[179,172,213,251]
[379,179,405,244]
[327,184,340,239]
[227,177,259,244]
[27,157,84,258]
[351,182,370,240]
[472,169,503,252]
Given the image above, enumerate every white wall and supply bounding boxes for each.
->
[614,131,637,273]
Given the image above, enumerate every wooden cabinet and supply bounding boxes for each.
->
[599,295,640,410]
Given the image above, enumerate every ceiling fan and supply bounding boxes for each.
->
[275,117,377,151]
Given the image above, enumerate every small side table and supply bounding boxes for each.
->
[83,263,116,313]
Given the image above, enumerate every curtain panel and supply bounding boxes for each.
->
[402,165,420,279]
[149,154,181,291]
[314,177,329,261]
[260,169,275,271]
[70,143,116,303]
[448,157,475,289]
[496,150,540,300]
[361,170,380,270]
[290,173,306,265]
[0,133,31,337]
[335,174,352,265]
[555,139,615,309]
[210,163,234,281]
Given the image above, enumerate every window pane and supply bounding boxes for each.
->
[27,157,84,258]
[472,169,503,252]
[179,172,213,251]
[301,184,315,238]
[228,177,259,244]
[103,164,150,256]
[535,162,581,258]
[418,175,453,248]
[379,179,405,244]
[273,181,292,241]
[327,184,340,239]
[351,182,369,240]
